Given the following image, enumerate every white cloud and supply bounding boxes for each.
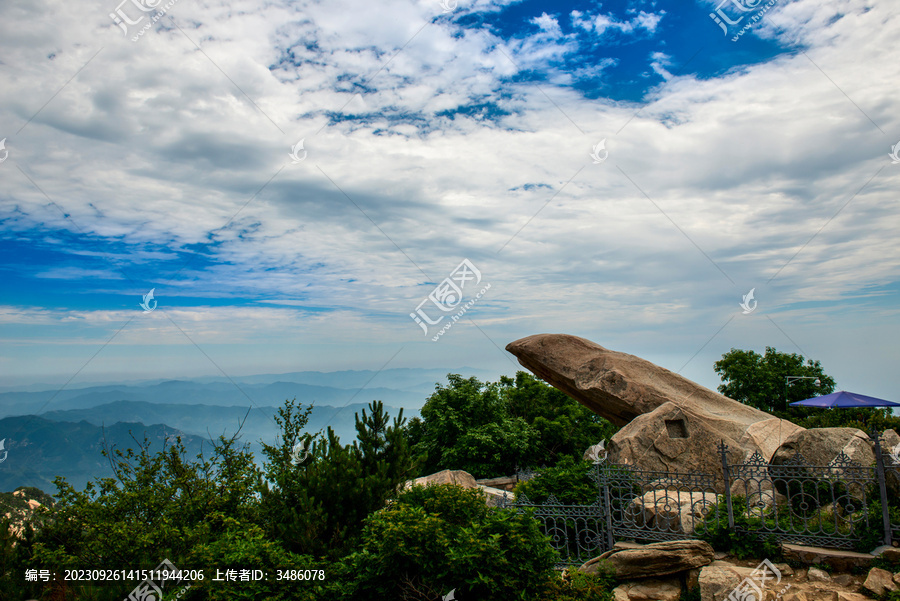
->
[0,0,898,395]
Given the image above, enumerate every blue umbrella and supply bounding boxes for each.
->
[789,390,900,408]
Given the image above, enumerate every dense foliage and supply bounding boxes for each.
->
[714,347,836,413]
[0,373,623,600]
[334,483,559,600]
[513,456,602,505]
[715,347,900,431]
[408,372,616,478]
[259,398,415,560]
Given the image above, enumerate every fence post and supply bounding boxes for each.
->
[719,440,735,530]
[599,462,615,550]
[871,429,893,547]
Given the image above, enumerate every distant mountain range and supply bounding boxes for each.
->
[0,367,497,496]
[0,415,210,492]
[0,367,495,418]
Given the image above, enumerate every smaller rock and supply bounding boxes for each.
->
[774,563,794,577]
[808,567,831,583]
[863,566,898,596]
[836,593,874,601]
[477,485,509,505]
[832,574,854,587]
[699,564,743,601]
[611,585,630,601]
[875,545,900,563]
[616,578,682,601]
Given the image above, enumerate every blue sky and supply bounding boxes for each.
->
[0,0,898,401]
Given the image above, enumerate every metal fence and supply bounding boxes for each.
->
[498,430,899,566]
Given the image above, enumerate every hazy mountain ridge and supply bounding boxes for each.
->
[39,400,412,445]
[0,367,491,497]
[0,415,211,492]
[0,367,495,419]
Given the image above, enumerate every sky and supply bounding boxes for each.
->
[0,0,898,400]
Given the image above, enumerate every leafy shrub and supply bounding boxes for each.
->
[539,568,616,601]
[334,483,559,601]
[696,496,781,560]
[184,515,324,601]
[513,456,601,505]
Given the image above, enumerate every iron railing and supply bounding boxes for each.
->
[498,430,898,566]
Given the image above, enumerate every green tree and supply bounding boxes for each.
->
[259,399,415,560]
[26,431,263,600]
[502,372,616,467]
[714,347,836,413]
[333,483,559,601]
[409,374,537,479]
[409,373,616,479]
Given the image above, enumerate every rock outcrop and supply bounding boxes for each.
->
[401,469,509,505]
[580,539,715,579]
[771,428,875,468]
[506,334,769,427]
[626,489,720,535]
[506,334,803,485]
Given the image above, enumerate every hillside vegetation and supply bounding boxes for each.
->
[0,372,617,601]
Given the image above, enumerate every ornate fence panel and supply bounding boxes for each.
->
[498,490,608,568]
[502,430,898,565]
[596,458,723,546]
[726,446,875,549]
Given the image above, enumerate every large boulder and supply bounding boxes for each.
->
[403,469,477,490]
[506,334,803,488]
[771,428,874,468]
[506,334,773,427]
[741,417,806,462]
[626,488,720,535]
[580,539,715,579]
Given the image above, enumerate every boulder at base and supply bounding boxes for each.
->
[771,428,874,468]
[579,539,715,579]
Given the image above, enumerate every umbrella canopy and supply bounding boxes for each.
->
[789,390,900,408]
